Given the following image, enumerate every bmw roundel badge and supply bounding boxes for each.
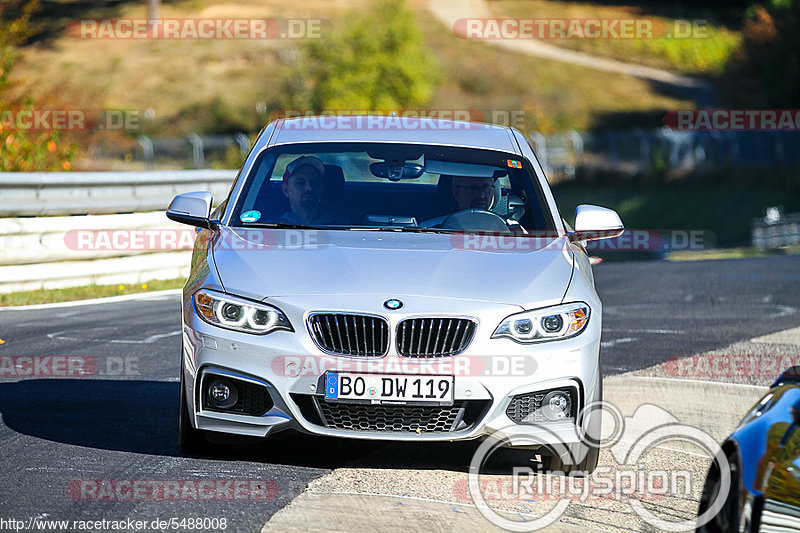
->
[384,298,403,310]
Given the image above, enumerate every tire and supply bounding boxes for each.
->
[695,450,740,533]
[544,442,600,476]
[178,365,209,455]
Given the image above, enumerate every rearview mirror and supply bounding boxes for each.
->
[166,191,217,229]
[568,204,624,242]
[369,162,425,181]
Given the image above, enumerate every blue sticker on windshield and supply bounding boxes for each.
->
[240,210,261,223]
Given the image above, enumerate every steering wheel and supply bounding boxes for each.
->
[439,209,511,233]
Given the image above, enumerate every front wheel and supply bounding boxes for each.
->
[544,443,600,476]
[179,366,208,455]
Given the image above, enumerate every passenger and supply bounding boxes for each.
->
[420,175,497,227]
[450,176,495,211]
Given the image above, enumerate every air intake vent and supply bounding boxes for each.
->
[308,313,389,356]
[396,317,476,357]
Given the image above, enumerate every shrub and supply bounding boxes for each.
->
[0,0,76,171]
[722,0,800,107]
[286,0,438,112]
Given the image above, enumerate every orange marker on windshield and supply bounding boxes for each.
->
[507,160,522,168]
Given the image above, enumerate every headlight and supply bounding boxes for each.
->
[492,302,590,343]
[193,289,293,335]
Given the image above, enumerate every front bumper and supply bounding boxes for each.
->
[180,293,602,449]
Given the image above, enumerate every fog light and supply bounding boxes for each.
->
[542,391,571,420]
[207,378,238,409]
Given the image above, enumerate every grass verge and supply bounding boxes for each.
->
[491,0,741,76]
[417,8,692,134]
[8,0,694,145]
[667,248,773,262]
[551,181,800,247]
[0,278,185,307]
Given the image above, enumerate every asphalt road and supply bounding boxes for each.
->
[0,255,798,532]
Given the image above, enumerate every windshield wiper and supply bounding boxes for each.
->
[399,226,457,234]
[344,226,456,234]
[237,222,458,234]
[237,222,324,230]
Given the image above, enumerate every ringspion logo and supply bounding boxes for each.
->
[468,402,730,531]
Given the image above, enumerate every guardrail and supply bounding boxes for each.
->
[0,169,237,216]
[752,211,800,251]
[0,211,194,293]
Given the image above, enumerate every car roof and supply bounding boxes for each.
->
[266,115,521,154]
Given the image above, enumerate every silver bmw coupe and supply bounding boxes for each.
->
[167,115,623,472]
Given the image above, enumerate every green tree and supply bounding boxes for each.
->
[722,0,800,107]
[286,0,438,111]
[0,0,76,171]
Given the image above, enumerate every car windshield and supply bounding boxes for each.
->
[228,142,554,234]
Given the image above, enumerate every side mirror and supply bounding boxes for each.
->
[568,204,624,242]
[166,191,217,229]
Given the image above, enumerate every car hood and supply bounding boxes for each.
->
[211,227,574,306]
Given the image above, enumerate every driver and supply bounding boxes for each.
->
[279,155,343,225]
[451,176,495,211]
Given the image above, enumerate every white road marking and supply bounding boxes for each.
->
[601,337,637,348]
[47,327,181,344]
[143,331,182,343]
[623,375,768,390]
[605,329,684,334]
[605,302,796,319]
[773,305,798,318]
[0,289,181,311]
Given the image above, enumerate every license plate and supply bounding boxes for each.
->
[324,372,454,404]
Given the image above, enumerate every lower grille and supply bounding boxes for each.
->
[506,392,546,424]
[301,397,490,433]
[201,375,273,416]
[308,313,389,356]
[506,388,576,424]
[396,317,476,357]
